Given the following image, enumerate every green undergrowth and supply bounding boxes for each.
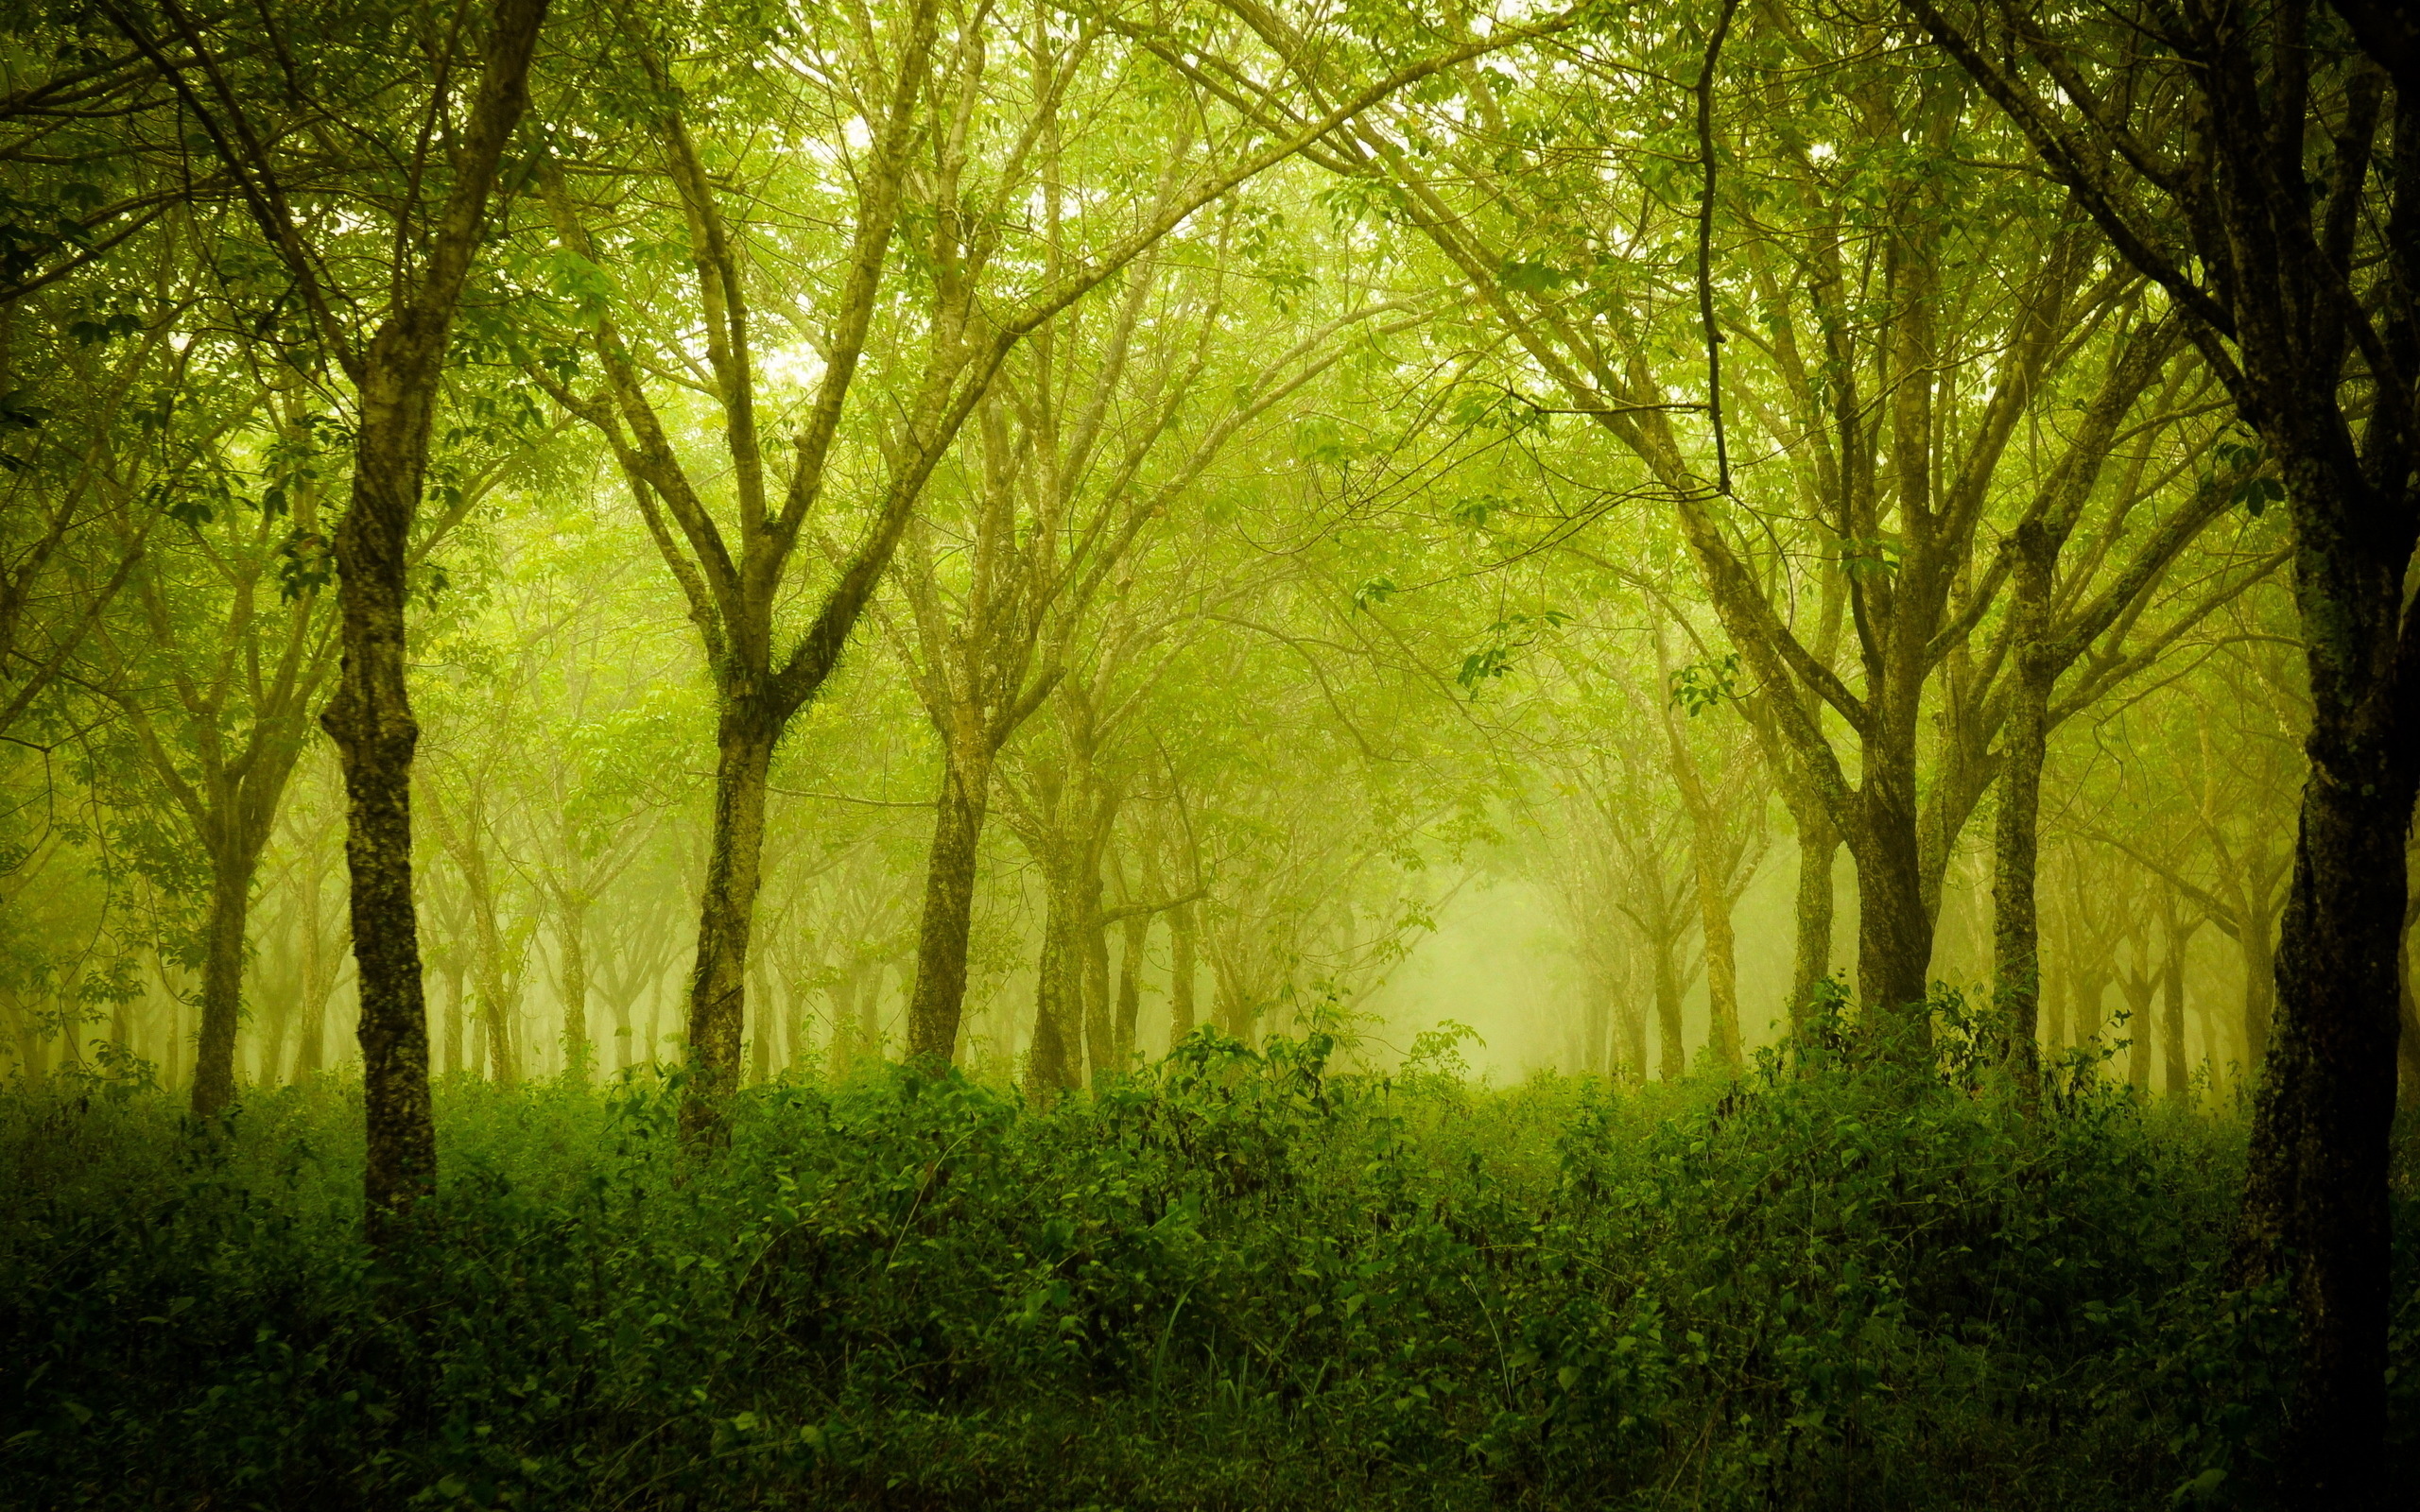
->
[2,1028,2413,1510]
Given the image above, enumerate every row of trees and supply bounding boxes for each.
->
[3,0,2414,1501]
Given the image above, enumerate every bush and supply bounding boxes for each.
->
[0,1035,2411,1509]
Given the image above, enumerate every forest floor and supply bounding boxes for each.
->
[2,1030,2413,1510]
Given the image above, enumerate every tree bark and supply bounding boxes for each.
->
[1992,516,2054,1098]
[2118,955,2155,1092]
[1652,936,1686,1082]
[1167,898,1198,1045]
[2160,905,2196,1098]
[1115,911,1148,1065]
[1028,855,1085,1093]
[1789,821,1839,1033]
[1081,876,1113,1082]
[907,746,990,1062]
[303,0,548,1242]
[558,897,591,1082]
[189,856,254,1116]
[2237,711,2411,1492]
[677,708,775,1140]
[1852,768,1934,1045]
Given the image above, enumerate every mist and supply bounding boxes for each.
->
[2,0,2415,1506]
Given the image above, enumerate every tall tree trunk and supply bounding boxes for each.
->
[2043,960,2067,1060]
[1992,519,2055,1098]
[2118,963,2154,1091]
[2239,912,2277,1068]
[559,898,591,1082]
[1851,776,1934,1046]
[861,965,890,1060]
[1652,936,1686,1082]
[1167,899,1198,1045]
[1616,992,1649,1084]
[826,965,861,1077]
[679,709,775,1139]
[2161,908,2195,1098]
[2073,966,2110,1067]
[1081,881,1113,1083]
[1789,821,1839,1032]
[1028,857,1084,1092]
[907,746,990,1062]
[295,907,327,1078]
[191,850,258,1117]
[1115,911,1148,1065]
[2238,743,2412,1492]
[1691,852,1742,1067]
[749,954,772,1085]
[441,957,466,1078]
[311,2,546,1238]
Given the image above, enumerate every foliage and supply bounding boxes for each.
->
[4,1039,2409,1509]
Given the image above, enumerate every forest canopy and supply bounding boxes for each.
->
[1,0,2415,1506]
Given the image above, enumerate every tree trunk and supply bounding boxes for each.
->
[906,746,990,1063]
[1652,936,1686,1082]
[1028,857,1084,1093]
[749,954,772,1085]
[191,850,258,1117]
[2237,744,2411,1496]
[1167,899,1198,1045]
[2161,909,2194,1099]
[2073,967,2110,1067]
[294,905,326,1079]
[1691,846,1743,1067]
[1616,991,1650,1084]
[2118,965,2154,1091]
[826,965,860,1076]
[1115,911,1148,1065]
[1081,882,1113,1083]
[441,956,466,1078]
[2239,912,2277,1069]
[1851,781,1934,1048]
[679,708,775,1140]
[2042,960,2067,1060]
[559,897,591,1082]
[614,992,635,1073]
[1789,822,1839,1032]
[320,0,549,1239]
[1992,518,2055,1098]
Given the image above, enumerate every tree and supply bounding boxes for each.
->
[1902,3,2420,1493]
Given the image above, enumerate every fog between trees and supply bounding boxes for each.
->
[3,0,2417,1504]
